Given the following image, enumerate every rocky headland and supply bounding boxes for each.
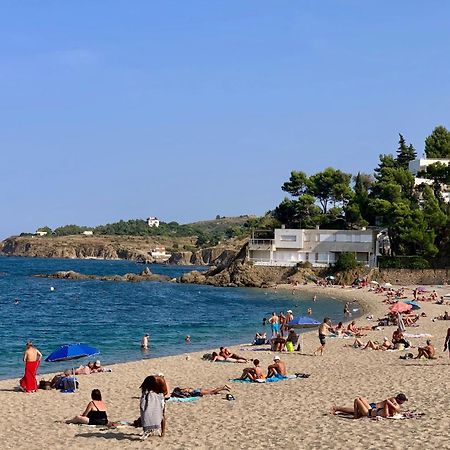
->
[0,235,239,266]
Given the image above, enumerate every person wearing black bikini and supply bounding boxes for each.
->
[65,389,108,425]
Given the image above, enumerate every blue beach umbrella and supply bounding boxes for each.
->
[405,300,421,310]
[288,316,321,328]
[45,343,100,392]
[45,343,100,362]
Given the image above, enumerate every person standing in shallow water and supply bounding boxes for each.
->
[141,334,149,350]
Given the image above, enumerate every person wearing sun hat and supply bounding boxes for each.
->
[267,355,287,379]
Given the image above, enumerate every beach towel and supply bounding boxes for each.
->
[230,374,299,384]
[19,360,40,392]
[167,396,200,403]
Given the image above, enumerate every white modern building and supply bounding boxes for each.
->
[409,158,450,203]
[150,246,171,261]
[82,230,94,236]
[147,217,160,228]
[248,228,378,267]
[35,230,48,236]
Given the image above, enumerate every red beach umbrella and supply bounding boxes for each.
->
[389,302,412,313]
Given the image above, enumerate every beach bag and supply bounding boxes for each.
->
[285,341,294,352]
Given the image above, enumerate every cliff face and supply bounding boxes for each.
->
[168,247,237,266]
[0,235,240,266]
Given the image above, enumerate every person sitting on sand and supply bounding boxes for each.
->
[415,340,436,359]
[346,320,364,337]
[332,393,408,419]
[219,347,248,363]
[285,328,300,351]
[171,385,231,397]
[392,328,410,349]
[271,333,286,352]
[239,359,265,382]
[139,375,166,440]
[267,356,287,378]
[65,389,108,425]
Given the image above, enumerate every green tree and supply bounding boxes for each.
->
[334,252,359,271]
[424,125,450,158]
[396,134,416,169]
[281,171,309,197]
[307,168,352,214]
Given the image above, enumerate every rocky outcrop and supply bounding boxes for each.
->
[34,267,171,283]
[0,235,238,266]
[168,248,237,266]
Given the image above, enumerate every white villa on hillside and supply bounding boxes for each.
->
[248,228,379,267]
[408,157,450,203]
[147,217,160,228]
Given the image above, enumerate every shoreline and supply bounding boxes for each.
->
[0,283,404,386]
[2,283,450,449]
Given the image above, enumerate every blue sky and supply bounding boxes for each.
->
[1,1,450,238]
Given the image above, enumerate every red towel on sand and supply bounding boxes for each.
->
[20,360,40,392]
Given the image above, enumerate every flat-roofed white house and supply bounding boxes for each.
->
[147,217,160,228]
[248,228,378,267]
[82,230,94,236]
[150,246,171,261]
[409,158,450,203]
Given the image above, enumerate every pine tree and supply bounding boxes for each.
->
[396,134,417,169]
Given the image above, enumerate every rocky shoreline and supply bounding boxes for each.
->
[34,267,172,283]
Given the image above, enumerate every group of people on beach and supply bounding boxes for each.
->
[65,373,233,439]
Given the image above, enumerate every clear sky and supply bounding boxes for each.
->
[1,1,450,238]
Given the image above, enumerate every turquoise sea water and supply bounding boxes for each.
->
[0,257,347,380]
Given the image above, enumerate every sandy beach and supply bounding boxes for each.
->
[2,284,450,450]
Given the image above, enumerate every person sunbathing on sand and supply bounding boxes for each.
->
[239,359,265,382]
[363,337,393,351]
[219,347,248,363]
[415,340,436,359]
[171,385,231,397]
[332,393,408,419]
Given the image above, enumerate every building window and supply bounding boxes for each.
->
[319,233,334,242]
[280,235,297,242]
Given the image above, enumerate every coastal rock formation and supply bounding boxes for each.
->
[168,248,237,266]
[34,268,171,283]
[0,235,239,266]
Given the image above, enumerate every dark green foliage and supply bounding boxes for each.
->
[378,256,430,269]
[53,224,91,236]
[424,126,450,158]
[334,253,359,271]
[396,134,417,169]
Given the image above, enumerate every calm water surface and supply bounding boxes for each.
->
[0,257,347,379]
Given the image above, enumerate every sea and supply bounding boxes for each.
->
[0,257,348,380]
